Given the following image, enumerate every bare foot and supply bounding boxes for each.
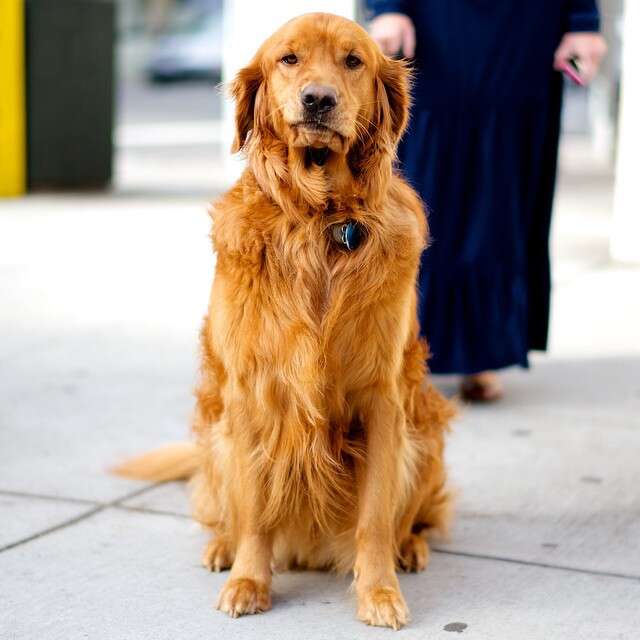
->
[460,371,504,403]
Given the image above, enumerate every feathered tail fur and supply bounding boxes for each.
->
[112,442,199,483]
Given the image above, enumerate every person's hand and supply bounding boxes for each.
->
[553,32,607,85]
[369,13,416,58]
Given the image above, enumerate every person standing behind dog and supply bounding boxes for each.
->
[367,1,606,401]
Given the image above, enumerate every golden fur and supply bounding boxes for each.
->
[115,13,454,630]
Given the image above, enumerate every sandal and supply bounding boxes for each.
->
[460,372,504,403]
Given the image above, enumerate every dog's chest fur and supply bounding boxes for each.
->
[214,190,420,374]
[209,179,424,530]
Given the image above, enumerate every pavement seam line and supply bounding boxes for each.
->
[114,503,190,520]
[431,547,640,582]
[3,489,637,581]
[0,505,106,554]
[0,483,160,555]
[100,505,640,583]
[0,489,100,506]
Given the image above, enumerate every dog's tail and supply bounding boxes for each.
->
[111,442,198,483]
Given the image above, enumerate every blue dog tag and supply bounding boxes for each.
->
[332,220,365,251]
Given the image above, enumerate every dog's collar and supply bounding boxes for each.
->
[331,220,365,251]
[305,146,330,167]
[303,147,365,251]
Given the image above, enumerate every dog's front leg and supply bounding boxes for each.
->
[216,422,273,618]
[354,392,409,630]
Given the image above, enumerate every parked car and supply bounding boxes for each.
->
[146,0,222,82]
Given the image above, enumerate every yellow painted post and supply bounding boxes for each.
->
[0,0,26,196]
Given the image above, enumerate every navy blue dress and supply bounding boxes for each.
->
[366,0,600,374]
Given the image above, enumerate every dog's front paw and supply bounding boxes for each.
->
[216,578,271,618]
[398,534,430,572]
[202,537,233,572]
[357,585,409,630]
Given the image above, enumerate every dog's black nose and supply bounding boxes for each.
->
[301,85,337,115]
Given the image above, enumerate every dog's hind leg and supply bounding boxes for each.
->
[398,532,430,573]
[396,483,449,574]
[202,535,234,572]
[395,382,454,574]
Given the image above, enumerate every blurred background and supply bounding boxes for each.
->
[3,0,637,249]
[1,3,640,638]
[115,0,633,205]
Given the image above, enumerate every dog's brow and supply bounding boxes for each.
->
[279,39,305,52]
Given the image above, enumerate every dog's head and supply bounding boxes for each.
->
[230,13,410,209]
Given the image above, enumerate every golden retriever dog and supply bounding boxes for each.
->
[115,12,454,630]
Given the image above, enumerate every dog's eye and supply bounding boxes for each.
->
[345,54,362,69]
[281,54,298,65]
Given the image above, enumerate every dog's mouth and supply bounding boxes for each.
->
[290,119,348,153]
[285,111,350,153]
[293,121,334,133]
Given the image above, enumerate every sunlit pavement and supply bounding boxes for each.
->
[1,135,639,640]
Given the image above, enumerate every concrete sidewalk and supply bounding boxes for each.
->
[1,139,639,639]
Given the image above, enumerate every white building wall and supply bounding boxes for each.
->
[611,0,640,263]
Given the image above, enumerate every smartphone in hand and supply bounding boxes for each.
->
[560,57,585,86]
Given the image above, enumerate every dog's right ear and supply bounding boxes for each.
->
[230,60,263,153]
[375,56,411,147]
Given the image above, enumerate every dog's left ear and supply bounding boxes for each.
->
[376,56,411,146]
[230,60,263,153]
[348,55,411,204]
